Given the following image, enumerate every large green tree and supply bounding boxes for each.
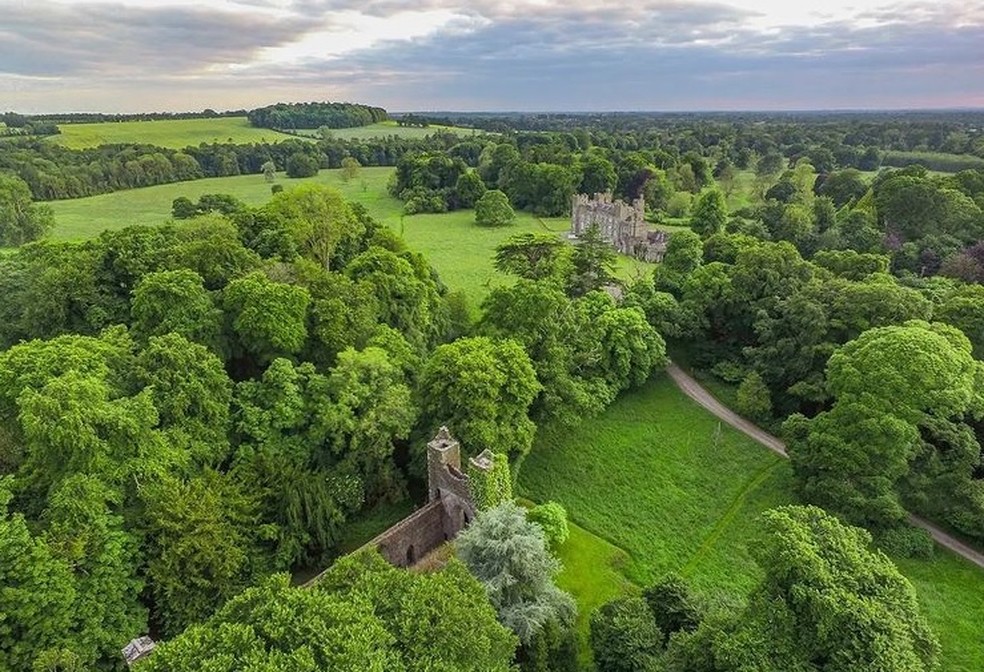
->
[456,502,576,645]
[419,337,540,460]
[0,173,54,246]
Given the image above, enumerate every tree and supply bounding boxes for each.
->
[43,475,146,667]
[419,337,540,461]
[325,346,417,500]
[265,184,364,270]
[148,552,516,672]
[133,333,232,465]
[590,597,664,672]
[569,223,617,296]
[494,232,570,282]
[527,501,569,548]
[670,506,939,671]
[786,321,984,528]
[690,188,727,237]
[0,478,77,670]
[260,160,276,183]
[130,268,221,348]
[285,151,319,178]
[642,574,701,643]
[755,506,937,668]
[223,272,310,364]
[455,170,487,208]
[456,502,576,645]
[579,153,618,195]
[0,173,54,246]
[662,229,704,275]
[141,471,269,636]
[476,189,515,227]
[340,156,361,182]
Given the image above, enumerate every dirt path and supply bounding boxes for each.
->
[666,363,984,571]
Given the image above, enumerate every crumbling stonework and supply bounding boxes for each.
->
[353,427,491,570]
[570,192,668,262]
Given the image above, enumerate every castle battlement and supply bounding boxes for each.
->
[570,192,666,263]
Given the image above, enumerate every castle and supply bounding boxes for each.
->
[570,193,668,262]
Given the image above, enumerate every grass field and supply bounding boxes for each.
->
[50,117,295,149]
[518,375,984,671]
[287,120,475,141]
[46,166,653,305]
[50,117,473,149]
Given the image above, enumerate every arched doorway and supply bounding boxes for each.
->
[405,544,416,566]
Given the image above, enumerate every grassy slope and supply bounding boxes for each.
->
[50,117,293,149]
[518,375,984,671]
[50,117,473,150]
[46,166,651,305]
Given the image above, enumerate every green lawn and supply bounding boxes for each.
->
[49,117,474,150]
[554,523,637,669]
[50,117,296,149]
[46,166,652,305]
[518,375,984,671]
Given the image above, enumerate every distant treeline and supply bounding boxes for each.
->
[0,133,468,200]
[18,109,247,124]
[882,150,984,173]
[392,113,460,128]
[246,102,388,130]
[434,110,984,158]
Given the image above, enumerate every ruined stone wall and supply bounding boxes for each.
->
[366,499,448,568]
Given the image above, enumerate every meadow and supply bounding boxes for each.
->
[49,117,471,150]
[46,166,652,305]
[518,375,984,671]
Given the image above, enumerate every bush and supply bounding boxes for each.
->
[475,189,515,227]
[735,371,772,423]
[665,191,692,218]
[528,502,569,548]
[286,152,319,178]
[589,596,663,672]
[642,574,701,643]
[875,525,935,559]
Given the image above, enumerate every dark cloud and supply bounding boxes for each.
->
[0,2,311,77]
[1,0,981,112]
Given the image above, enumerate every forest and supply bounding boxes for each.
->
[1,108,984,671]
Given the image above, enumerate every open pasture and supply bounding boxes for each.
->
[519,375,984,671]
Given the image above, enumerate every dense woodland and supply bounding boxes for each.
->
[246,102,389,130]
[2,109,984,671]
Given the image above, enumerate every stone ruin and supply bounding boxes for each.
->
[127,427,487,664]
[122,636,156,667]
[307,426,489,580]
[570,192,668,262]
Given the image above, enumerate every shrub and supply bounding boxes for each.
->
[476,189,515,227]
[589,596,663,672]
[875,525,935,559]
[735,371,772,423]
[528,501,569,548]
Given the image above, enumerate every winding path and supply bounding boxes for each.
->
[666,362,984,571]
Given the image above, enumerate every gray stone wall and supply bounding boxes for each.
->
[570,192,667,262]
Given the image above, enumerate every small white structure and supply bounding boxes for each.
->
[122,636,156,667]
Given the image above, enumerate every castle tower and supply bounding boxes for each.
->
[427,426,461,502]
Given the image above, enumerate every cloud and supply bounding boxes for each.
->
[2,0,982,112]
[0,2,311,78]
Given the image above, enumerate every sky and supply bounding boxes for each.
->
[1,0,982,113]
